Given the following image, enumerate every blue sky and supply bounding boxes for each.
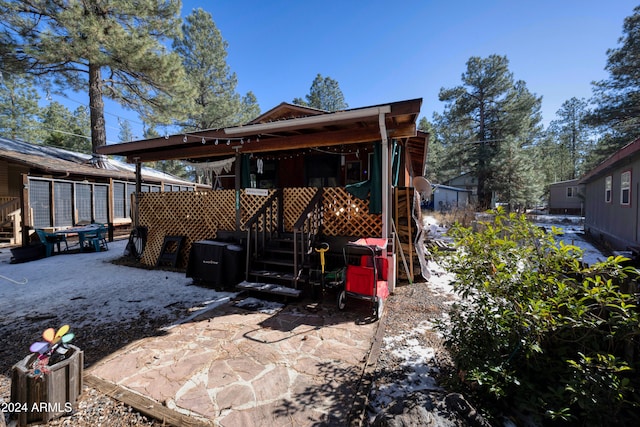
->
[59,0,639,142]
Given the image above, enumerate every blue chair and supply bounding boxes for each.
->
[35,229,68,257]
[81,224,108,252]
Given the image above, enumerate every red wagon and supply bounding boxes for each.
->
[337,238,390,320]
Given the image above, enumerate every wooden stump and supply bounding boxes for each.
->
[10,345,83,426]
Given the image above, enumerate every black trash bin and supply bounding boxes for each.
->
[186,240,228,288]
[224,244,245,289]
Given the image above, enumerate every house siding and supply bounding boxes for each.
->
[432,185,470,210]
[583,157,640,250]
[548,179,584,214]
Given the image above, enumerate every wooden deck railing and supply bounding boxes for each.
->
[244,189,282,277]
[292,189,323,277]
[0,197,21,245]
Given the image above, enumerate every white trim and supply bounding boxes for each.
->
[223,106,391,135]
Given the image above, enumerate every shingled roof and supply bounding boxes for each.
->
[0,136,195,186]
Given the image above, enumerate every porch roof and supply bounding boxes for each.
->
[96,98,424,164]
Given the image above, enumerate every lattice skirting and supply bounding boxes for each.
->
[136,187,383,268]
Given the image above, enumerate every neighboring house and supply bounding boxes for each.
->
[444,172,498,207]
[0,136,200,245]
[580,137,640,250]
[548,179,584,215]
[428,184,471,211]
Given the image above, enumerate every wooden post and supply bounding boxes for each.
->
[21,174,30,246]
[134,158,141,228]
[235,150,241,231]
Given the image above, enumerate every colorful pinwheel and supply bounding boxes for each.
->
[28,325,74,378]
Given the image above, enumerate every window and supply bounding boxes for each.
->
[605,176,612,203]
[53,182,73,227]
[30,179,52,228]
[567,187,575,198]
[76,183,92,224]
[621,170,631,206]
[94,185,109,224]
[113,182,126,218]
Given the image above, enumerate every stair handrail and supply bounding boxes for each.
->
[244,189,282,280]
[292,188,324,281]
[0,197,20,227]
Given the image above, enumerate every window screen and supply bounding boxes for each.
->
[54,182,73,227]
[113,182,126,218]
[76,183,92,224]
[30,179,51,228]
[94,185,108,223]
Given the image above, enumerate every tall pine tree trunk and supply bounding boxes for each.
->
[88,63,107,168]
[477,104,491,210]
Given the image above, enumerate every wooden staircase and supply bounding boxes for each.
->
[0,197,21,246]
[238,233,305,298]
[236,189,323,299]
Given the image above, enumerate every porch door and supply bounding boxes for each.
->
[305,155,340,187]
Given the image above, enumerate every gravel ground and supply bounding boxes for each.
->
[366,274,476,427]
[0,308,181,426]
[1,271,466,427]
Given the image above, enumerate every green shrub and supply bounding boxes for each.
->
[436,208,640,425]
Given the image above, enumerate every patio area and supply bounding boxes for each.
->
[86,295,382,426]
[0,238,384,426]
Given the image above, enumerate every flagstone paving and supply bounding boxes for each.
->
[87,297,382,426]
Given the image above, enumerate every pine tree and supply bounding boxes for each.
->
[118,119,135,143]
[0,0,191,166]
[41,102,91,152]
[547,97,591,180]
[438,55,542,209]
[172,8,260,130]
[585,5,640,160]
[0,72,41,141]
[490,137,542,210]
[295,74,348,111]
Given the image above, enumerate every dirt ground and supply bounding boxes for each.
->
[1,270,466,427]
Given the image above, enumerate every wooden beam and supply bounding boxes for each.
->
[125,124,418,163]
[85,375,215,427]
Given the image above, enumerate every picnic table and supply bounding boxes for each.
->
[55,224,108,252]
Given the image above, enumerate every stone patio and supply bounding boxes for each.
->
[86,297,384,426]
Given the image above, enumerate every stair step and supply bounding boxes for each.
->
[236,280,302,298]
[266,248,295,255]
[254,259,295,268]
[249,270,296,281]
[266,239,295,248]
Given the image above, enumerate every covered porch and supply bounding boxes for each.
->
[97,98,428,294]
